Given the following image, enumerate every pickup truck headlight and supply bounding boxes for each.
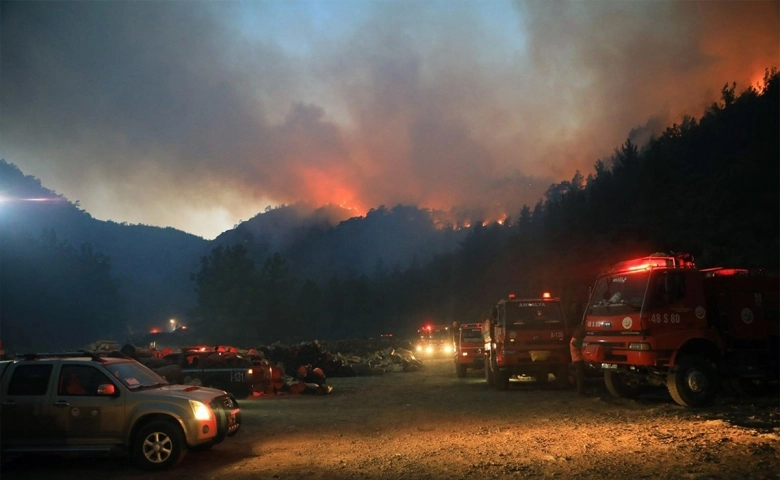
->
[189,400,212,421]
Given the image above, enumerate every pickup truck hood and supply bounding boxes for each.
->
[134,384,231,403]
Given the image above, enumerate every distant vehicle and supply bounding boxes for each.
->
[161,347,255,399]
[581,252,779,407]
[0,351,241,470]
[483,293,573,390]
[454,322,485,377]
[415,324,454,357]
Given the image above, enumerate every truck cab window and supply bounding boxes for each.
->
[647,272,687,309]
[58,365,111,396]
[7,364,53,396]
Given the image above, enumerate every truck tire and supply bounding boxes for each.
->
[555,365,571,388]
[604,370,644,399]
[667,355,717,407]
[494,368,510,390]
[456,363,467,378]
[135,420,186,470]
[485,355,495,386]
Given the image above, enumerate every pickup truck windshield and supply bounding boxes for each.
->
[105,360,170,390]
[587,271,649,316]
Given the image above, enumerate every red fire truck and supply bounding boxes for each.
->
[581,252,779,407]
[482,293,572,390]
[454,322,485,377]
[415,324,454,358]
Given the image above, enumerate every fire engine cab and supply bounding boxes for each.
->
[415,324,454,357]
[581,252,779,407]
[482,293,572,390]
[454,322,485,377]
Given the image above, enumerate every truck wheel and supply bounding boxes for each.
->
[135,420,186,470]
[456,364,467,378]
[667,355,717,407]
[494,369,509,390]
[555,365,571,388]
[604,370,644,399]
[485,356,495,386]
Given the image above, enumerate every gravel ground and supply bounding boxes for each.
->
[2,357,779,479]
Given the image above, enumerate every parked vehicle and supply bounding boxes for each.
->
[581,252,779,407]
[161,347,255,399]
[0,351,241,470]
[414,324,454,358]
[482,293,573,390]
[454,322,485,377]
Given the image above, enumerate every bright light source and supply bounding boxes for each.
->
[189,400,212,421]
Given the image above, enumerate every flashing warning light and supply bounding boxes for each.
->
[542,292,551,299]
[508,293,516,299]
[614,254,696,273]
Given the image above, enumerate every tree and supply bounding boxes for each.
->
[191,244,259,343]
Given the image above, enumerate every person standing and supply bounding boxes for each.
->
[569,325,587,396]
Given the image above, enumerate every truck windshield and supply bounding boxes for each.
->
[587,271,649,316]
[504,302,563,328]
[460,328,482,343]
[105,360,170,390]
[429,330,450,341]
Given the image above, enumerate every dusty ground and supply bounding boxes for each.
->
[2,357,779,479]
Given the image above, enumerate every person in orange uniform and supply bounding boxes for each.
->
[569,325,587,396]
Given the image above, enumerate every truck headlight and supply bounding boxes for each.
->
[443,345,453,354]
[189,400,212,421]
[628,343,650,351]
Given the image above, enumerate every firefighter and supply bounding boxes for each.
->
[570,325,587,396]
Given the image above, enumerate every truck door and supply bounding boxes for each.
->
[50,364,125,446]
[0,362,55,447]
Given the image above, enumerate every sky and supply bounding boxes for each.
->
[1,0,778,239]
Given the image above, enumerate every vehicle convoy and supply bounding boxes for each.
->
[581,253,779,407]
[482,293,573,390]
[415,324,454,358]
[454,322,485,377]
[0,351,241,470]
[161,346,255,398]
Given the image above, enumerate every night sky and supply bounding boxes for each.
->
[1,1,777,239]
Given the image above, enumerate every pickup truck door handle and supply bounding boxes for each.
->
[53,400,70,407]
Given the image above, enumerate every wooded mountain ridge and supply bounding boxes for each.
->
[1,68,777,351]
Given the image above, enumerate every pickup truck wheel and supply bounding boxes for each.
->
[667,355,717,407]
[604,370,644,399]
[456,364,467,378]
[135,420,186,470]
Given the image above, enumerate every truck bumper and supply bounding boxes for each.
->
[583,344,659,366]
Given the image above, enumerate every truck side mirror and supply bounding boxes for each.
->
[97,384,117,396]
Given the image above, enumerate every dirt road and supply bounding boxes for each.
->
[3,358,779,479]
